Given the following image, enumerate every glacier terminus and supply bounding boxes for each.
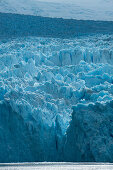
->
[0,34,113,162]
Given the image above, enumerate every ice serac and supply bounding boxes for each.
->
[0,35,113,162]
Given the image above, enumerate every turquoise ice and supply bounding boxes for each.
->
[0,35,113,162]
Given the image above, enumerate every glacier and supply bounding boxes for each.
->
[0,34,113,162]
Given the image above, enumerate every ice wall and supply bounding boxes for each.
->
[64,101,113,162]
[0,35,113,162]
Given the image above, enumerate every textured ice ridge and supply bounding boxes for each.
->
[0,35,113,162]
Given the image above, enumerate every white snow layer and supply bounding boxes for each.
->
[0,0,113,21]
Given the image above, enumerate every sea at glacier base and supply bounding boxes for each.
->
[0,162,113,170]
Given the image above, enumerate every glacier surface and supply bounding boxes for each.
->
[0,35,113,162]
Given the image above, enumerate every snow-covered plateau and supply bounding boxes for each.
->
[0,34,113,162]
[0,0,113,21]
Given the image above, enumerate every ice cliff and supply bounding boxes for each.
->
[0,35,113,162]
